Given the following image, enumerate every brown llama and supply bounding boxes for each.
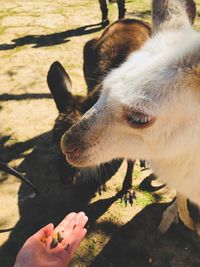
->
[83,18,151,91]
[47,18,151,202]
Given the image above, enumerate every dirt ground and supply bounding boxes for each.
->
[1,0,200,266]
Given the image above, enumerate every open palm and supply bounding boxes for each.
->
[14,212,88,267]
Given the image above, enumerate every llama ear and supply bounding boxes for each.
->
[152,0,196,33]
[47,61,74,112]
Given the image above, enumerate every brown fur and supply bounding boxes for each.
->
[47,19,151,187]
[83,19,151,91]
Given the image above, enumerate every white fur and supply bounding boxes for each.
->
[62,0,200,206]
[91,28,200,204]
[100,27,200,205]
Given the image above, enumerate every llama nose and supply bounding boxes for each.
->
[60,130,81,156]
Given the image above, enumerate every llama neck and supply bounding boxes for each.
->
[150,153,200,205]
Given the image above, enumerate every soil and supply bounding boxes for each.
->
[1,1,200,266]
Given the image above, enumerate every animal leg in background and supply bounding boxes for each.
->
[99,0,126,25]
[99,0,109,25]
[117,0,126,19]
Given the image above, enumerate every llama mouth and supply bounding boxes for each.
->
[63,147,81,162]
[65,152,78,164]
[65,153,90,168]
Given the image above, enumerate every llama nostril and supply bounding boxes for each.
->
[64,147,76,154]
[65,147,79,155]
[60,132,81,156]
[61,134,71,155]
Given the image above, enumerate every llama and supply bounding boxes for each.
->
[83,18,151,91]
[48,19,151,199]
[61,0,200,231]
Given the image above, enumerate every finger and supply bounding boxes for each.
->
[63,212,86,237]
[55,212,86,236]
[54,212,77,232]
[65,212,86,231]
[46,212,87,251]
[75,215,88,230]
[46,213,83,250]
[62,216,88,248]
[33,223,54,240]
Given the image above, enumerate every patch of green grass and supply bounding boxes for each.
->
[64,0,94,9]
[4,127,12,132]
[116,198,127,208]
[116,189,155,209]
[134,190,156,208]
[88,241,95,251]
[133,168,141,180]
[84,237,99,260]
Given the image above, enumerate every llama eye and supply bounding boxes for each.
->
[127,111,154,129]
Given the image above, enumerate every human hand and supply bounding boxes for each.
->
[14,212,88,267]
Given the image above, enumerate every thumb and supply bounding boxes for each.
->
[32,223,54,239]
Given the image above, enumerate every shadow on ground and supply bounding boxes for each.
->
[0,23,104,50]
[90,203,200,267]
[0,121,123,267]
[1,95,200,267]
[0,93,52,101]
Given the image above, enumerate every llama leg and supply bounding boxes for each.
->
[140,159,146,170]
[97,159,123,196]
[98,183,107,195]
[118,160,135,206]
[122,160,134,191]
[159,193,198,234]
[99,0,108,21]
[177,193,195,231]
[117,0,126,19]
[159,200,178,234]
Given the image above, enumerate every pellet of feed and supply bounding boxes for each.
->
[57,231,64,243]
[50,237,59,249]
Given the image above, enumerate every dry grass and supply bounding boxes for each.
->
[1,1,200,266]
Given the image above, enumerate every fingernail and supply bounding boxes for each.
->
[78,211,85,216]
[84,216,88,222]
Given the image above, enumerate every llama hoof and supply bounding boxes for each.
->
[119,189,136,207]
[102,19,110,27]
[140,160,149,170]
[98,183,107,196]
